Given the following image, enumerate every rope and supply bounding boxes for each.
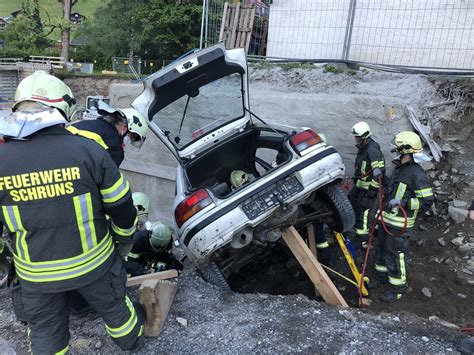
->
[320,263,361,288]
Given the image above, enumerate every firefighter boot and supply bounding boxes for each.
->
[379,290,404,303]
[317,246,335,268]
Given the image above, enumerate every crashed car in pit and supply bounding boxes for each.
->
[133,43,355,288]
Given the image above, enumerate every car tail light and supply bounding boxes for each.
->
[290,129,323,156]
[175,189,213,228]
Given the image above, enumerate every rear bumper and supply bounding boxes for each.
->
[178,146,345,265]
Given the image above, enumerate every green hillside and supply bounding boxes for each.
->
[0,0,108,20]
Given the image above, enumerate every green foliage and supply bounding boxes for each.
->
[323,64,343,74]
[69,44,108,70]
[0,0,108,20]
[75,0,139,60]
[76,0,202,62]
[2,11,51,52]
[0,46,60,59]
[133,0,202,58]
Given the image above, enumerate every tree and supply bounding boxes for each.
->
[76,0,202,61]
[134,0,202,58]
[76,0,143,60]
[2,0,50,52]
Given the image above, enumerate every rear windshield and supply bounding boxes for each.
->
[152,73,245,149]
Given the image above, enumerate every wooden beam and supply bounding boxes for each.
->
[127,269,178,287]
[229,2,241,49]
[139,279,178,337]
[218,2,229,42]
[305,224,320,297]
[282,226,348,307]
[306,224,318,258]
[244,5,256,53]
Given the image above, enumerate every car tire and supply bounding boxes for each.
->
[200,261,231,291]
[319,184,355,233]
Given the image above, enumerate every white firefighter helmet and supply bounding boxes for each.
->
[132,192,150,217]
[13,71,76,121]
[351,121,372,138]
[96,100,128,126]
[121,108,149,149]
[149,223,172,249]
[0,71,76,138]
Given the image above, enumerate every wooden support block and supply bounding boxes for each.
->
[306,224,318,258]
[305,224,320,297]
[127,269,178,287]
[282,226,348,307]
[138,279,178,337]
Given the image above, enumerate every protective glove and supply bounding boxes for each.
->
[373,168,383,178]
[389,198,401,208]
[116,241,133,258]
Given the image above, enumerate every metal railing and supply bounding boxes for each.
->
[29,56,65,69]
[202,0,474,70]
[112,56,142,75]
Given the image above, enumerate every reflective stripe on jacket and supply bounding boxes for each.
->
[0,126,136,291]
[382,160,434,230]
[354,137,385,191]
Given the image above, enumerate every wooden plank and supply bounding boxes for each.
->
[138,279,178,337]
[244,5,256,53]
[127,269,178,287]
[236,5,247,48]
[306,224,318,257]
[154,280,178,335]
[138,280,159,336]
[305,224,320,297]
[229,2,241,49]
[282,226,348,307]
[218,2,229,42]
[221,5,232,48]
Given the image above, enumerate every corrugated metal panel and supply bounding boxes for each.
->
[0,69,19,102]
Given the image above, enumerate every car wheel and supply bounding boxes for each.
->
[319,184,355,233]
[200,261,231,291]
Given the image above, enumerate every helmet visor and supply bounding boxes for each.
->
[0,108,66,139]
[125,132,145,151]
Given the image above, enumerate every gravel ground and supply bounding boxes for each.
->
[0,267,466,354]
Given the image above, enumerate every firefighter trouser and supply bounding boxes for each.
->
[314,223,329,250]
[375,227,410,294]
[20,255,144,354]
[348,187,376,239]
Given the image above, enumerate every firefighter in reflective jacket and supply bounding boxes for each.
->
[348,121,386,245]
[0,71,144,353]
[125,222,183,276]
[67,101,149,167]
[375,131,434,302]
[125,193,183,276]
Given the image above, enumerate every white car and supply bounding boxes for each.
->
[133,43,354,287]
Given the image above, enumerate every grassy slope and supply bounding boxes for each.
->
[0,0,107,21]
[0,0,109,40]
